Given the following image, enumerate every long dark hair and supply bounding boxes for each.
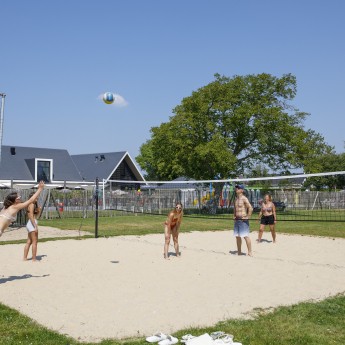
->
[27,192,39,214]
[3,192,19,209]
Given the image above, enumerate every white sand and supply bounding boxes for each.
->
[0,225,89,241]
[1,227,345,343]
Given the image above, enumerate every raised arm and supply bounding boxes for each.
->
[14,181,45,211]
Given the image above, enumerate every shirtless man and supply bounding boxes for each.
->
[233,184,253,256]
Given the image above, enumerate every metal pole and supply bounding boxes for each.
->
[95,177,99,238]
[0,93,6,163]
[102,179,106,210]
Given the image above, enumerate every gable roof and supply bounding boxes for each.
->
[70,151,145,183]
[0,146,145,188]
[0,145,82,182]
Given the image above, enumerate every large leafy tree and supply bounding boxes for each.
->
[136,73,332,180]
[303,152,345,190]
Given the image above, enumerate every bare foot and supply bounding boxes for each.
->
[256,239,261,243]
[164,254,170,260]
[248,252,253,257]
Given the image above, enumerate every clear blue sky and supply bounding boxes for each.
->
[1,0,344,164]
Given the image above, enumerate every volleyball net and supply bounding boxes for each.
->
[2,171,344,224]
[103,171,345,222]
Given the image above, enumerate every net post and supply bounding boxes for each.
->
[102,179,106,210]
[95,177,99,238]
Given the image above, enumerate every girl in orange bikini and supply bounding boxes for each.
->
[163,203,183,259]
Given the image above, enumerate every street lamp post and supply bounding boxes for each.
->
[0,93,6,163]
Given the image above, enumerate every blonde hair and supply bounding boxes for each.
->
[264,194,272,202]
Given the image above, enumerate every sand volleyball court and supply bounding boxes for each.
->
[1,228,345,342]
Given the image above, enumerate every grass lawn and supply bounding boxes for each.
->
[37,213,345,239]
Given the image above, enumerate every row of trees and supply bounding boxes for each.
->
[136,73,344,189]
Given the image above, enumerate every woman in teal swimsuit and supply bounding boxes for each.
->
[0,181,45,237]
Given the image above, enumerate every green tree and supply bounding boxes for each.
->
[136,73,332,180]
[304,153,345,190]
[245,164,272,190]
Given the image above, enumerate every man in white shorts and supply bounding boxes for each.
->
[233,184,253,256]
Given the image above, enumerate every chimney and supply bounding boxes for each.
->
[10,147,16,155]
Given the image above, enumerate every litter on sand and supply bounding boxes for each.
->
[146,331,242,345]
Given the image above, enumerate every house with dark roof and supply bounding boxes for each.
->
[71,151,145,190]
[0,145,145,190]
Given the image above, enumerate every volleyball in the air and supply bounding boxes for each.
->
[103,92,115,104]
